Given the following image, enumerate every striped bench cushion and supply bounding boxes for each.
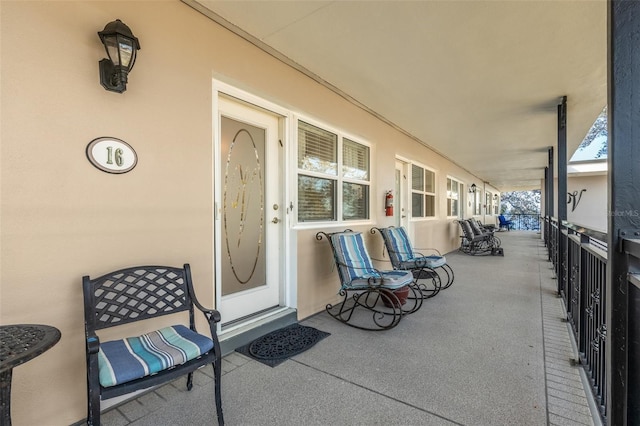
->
[98,325,214,388]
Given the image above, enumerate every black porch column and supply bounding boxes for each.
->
[548,147,554,264]
[558,97,568,295]
[607,0,640,424]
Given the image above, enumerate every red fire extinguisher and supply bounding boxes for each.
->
[385,190,394,216]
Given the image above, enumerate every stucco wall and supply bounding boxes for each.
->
[2,1,491,424]
[567,174,607,232]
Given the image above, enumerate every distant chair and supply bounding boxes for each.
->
[316,230,422,330]
[457,220,500,255]
[498,214,514,231]
[468,218,501,247]
[371,226,454,296]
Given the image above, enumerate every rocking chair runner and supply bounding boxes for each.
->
[371,226,455,295]
[316,230,421,330]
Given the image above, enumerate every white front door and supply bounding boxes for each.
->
[216,95,283,327]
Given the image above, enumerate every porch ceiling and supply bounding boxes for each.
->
[188,0,607,191]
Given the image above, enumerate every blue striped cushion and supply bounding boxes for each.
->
[330,232,377,286]
[349,270,413,290]
[381,227,415,265]
[399,255,447,270]
[98,325,214,388]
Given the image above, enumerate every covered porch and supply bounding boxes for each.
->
[97,231,598,426]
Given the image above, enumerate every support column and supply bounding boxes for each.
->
[607,1,640,424]
[548,147,555,265]
[558,96,568,295]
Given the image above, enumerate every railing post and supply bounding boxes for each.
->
[558,97,568,296]
[607,0,640,423]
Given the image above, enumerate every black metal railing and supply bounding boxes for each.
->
[503,213,541,230]
[544,218,608,421]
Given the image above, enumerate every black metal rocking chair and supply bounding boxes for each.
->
[457,219,500,255]
[316,230,421,330]
[371,226,455,296]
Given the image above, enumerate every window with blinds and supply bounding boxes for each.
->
[298,121,337,175]
[297,120,370,223]
[411,164,436,218]
[447,177,460,217]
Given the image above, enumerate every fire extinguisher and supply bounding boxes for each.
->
[385,190,394,216]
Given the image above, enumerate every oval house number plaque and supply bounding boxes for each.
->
[86,137,137,174]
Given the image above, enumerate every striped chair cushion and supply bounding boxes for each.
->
[380,227,415,266]
[330,232,377,286]
[98,325,214,388]
[349,270,413,290]
[399,255,447,270]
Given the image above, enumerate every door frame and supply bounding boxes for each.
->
[212,80,294,333]
[395,156,411,231]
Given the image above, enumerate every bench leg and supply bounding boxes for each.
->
[213,359,224,425]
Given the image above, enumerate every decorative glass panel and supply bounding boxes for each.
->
[298,121,337,175]
[343,182,369,220]
[342,139,369,180]
[220,117,266,296]
[298,176,336,221]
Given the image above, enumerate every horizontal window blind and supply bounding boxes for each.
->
[343,183,369,220]
[298,121,337,175]
[342,138,369,181]
[298,176,336,222]
[411,165,424,191]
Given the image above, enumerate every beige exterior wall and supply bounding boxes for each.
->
[1,2,490,424]
[567,174,607,232]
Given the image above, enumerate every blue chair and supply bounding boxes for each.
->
[372,226,455,296]
[316,230,421,330]
[498,214,514,231]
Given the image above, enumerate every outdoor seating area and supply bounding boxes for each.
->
[94,232,598,426]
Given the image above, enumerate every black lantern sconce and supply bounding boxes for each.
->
[98,19,140,93]
[493,193,499,200]
[468,183,477,193]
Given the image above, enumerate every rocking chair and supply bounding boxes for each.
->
[316,230,421,330]
[457,219,500,255]
[371,226,454,296]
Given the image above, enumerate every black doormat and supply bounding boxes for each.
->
[235,323,330,367]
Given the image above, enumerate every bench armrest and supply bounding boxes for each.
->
[86,333,101,355]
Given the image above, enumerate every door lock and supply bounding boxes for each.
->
[272,217,281,224]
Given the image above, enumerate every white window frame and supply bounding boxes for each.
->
[446,176,462,218]
[410,162,437,220]
[294,115,372,227]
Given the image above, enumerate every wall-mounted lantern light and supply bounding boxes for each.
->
[469,183,477,193]
[98,19,140,93]
[493,194,499,200]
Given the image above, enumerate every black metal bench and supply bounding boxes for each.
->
[82,264,223,425]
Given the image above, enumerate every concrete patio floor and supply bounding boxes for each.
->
[97,231,600,426]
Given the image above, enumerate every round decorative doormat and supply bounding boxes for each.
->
[236,324,330,367]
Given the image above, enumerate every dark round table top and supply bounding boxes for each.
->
[0,324,61,373]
